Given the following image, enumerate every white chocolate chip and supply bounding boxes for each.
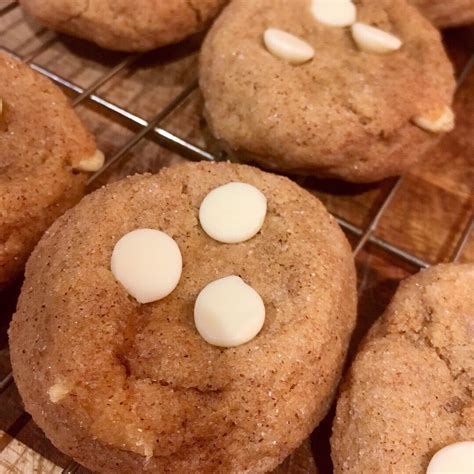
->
[311,0,356,27]
[135,438,154,459]
[351,22,402,54]
[263,28,315,65]
[74,149,105,172]
[48,381,72,403]
[199,182,267,244]
[427,441,474,474]
[194,276,265,348]
[111,229,182,304]
[413,106,455,133]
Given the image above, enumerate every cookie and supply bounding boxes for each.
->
[0,51,102,289]
[274,440,318,474]
[412,0,474,28]
[9,161,356,473]
[200,0,456,183]
[19,0,228,52]
[331,263,474,473]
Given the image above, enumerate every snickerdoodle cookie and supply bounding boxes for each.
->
[0,51,102,289]
[9,161,356,473]
[331,263,474,473]
[274,440,318,474]
[19,0,228,52]
[200,0,456,183]
[412,0,474,28]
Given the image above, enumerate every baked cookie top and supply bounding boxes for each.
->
[0,51,101,288]
[19,0,228,51]
[331,263,474,473]
[9,161,356,473]
[274,439,318,474]
[412,0,474,28]
[200,0,456,182]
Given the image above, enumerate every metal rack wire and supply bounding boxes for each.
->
[0,1,473,472]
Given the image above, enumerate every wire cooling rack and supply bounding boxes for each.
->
[0,1,473,472]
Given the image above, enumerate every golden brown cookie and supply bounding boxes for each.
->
[412,0,474,28]
[200,0,456,183]
[331,263,474,473]
[0,51,101,289]
[19,0,228,52]
[9,161,356,473]
[274,439,318,474]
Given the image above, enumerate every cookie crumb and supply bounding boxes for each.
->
[74,149,105,172]
[48,381,72,403]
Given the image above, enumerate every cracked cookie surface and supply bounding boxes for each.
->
[19,0,228,51]
[9,161,356,473]
[0,51,98,288]
[274,439,318,474]
[331,263,474,474]
[200,0,455,183]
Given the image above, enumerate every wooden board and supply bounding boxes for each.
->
[0,2,473,473]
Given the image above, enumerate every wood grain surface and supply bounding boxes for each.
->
[0,2,473,473]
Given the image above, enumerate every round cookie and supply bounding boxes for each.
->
[0,51,102,289]
[200,0,456,183]
[331,263,474,473]
[9,161,356,473]
[19,0,228,52]
[412,0,474,28]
